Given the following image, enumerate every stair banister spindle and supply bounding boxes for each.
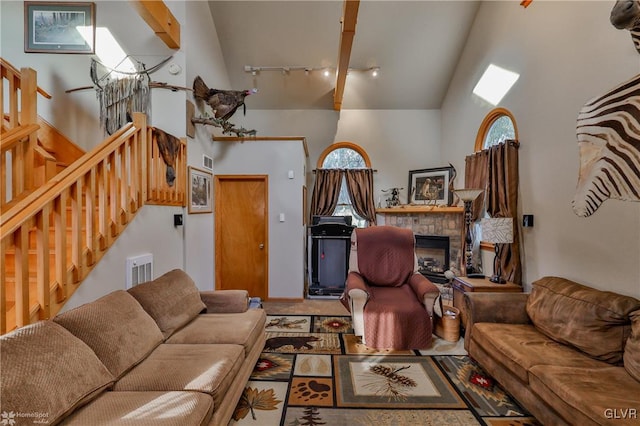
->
[35,205,50,320]
[54,191,67,302]
[0,239,7,333]
[14,224,29,327]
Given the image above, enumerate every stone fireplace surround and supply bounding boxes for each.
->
[376,206,465,275]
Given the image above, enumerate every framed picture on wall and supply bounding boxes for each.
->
[408,166,455,206]
[24,2,96,54]
[188,166,213,214]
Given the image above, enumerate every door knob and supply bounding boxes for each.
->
[259,243,264,249]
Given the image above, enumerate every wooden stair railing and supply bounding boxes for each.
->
[36,116,85,173]
[1,58,56,209]
[0,113,152,333]
[1,57,187,334]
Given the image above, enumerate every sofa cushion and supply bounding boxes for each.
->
[471,323,606,383]
[165,309,266,354]
[624,309,640,381]
[63,391,213,426]
[0,321,114,425]
[128,269,206,338]
[529,365,640,426]
[526,276,640,364]
[54,290,164,379]
[114,343,244,409]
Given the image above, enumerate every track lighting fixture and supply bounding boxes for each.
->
[243,65,380,78]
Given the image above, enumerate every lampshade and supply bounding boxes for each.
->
[453,188,484,202]
[481,218,514,244]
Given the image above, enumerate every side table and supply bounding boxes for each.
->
[452,276,522,330]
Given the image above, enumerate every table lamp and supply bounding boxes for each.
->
[480,217,514,283]
[453,189,484,275]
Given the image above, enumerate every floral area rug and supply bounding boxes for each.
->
[229,315,541,426]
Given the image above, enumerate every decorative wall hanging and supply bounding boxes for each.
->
[188,166,213,214]
[572,2,640,217]
[573,74,640,217]
[95,71,150,136]
[24,2,95,54]
[408,166,455,206]
[190,75,257,137]
[610,0,640,54]
[66,56,178,135]
[152,127,181,186]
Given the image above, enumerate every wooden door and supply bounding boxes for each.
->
[215,175,268,299]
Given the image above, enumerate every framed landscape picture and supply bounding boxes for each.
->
[24,2,95,54]
[188,166,213,214]
[408,166,455,206]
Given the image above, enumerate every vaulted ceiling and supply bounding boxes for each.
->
[207,1,481,110]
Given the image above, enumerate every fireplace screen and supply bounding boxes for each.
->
[415,235,450,283]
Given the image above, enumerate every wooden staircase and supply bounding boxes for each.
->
[1,59,187,334]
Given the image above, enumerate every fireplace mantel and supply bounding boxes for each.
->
[376,205,465,274]
[376,206,464,214]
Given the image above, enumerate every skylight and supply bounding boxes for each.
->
[80,27,136,74]
[473,64,520,106]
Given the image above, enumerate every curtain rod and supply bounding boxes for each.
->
[312,168,377,173]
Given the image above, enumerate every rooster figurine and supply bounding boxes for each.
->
[192,76,256,122]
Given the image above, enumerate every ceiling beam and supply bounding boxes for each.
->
[130,1,181,49]
[333,0,360,111]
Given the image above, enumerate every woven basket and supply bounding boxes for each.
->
[434,305,460,342]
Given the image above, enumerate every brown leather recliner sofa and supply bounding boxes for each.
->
[1,269,266,426]
[464,276,640,426]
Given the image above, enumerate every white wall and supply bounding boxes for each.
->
[234,109,442,206]
[441,1,640,297]
[183,0,232,290]
[212,139,307,298]
[60,205,184,311]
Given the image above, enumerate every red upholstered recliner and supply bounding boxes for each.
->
[340,226,440,350]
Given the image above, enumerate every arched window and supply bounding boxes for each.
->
[474,108,518,152]
[317,142,371,227]
[472,108,521,276]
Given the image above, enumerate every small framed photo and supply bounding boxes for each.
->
[188,166,213,214]
[408,166,455,206]
[24,2,95,54]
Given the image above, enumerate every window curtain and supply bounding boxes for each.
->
[344,169,377,225]
[486,140,522,284]
[464,140,521,284]
[464,151,489,273]
[309,169,343,219]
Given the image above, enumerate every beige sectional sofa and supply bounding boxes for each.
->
[1,269,266,426]
[464,276,640,426]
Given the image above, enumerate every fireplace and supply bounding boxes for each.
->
[415,235,450,283]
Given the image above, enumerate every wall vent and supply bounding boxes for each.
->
[203,155,213,170]
[126,254,153,289]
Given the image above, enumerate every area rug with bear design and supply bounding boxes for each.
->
[229,314,541,426]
